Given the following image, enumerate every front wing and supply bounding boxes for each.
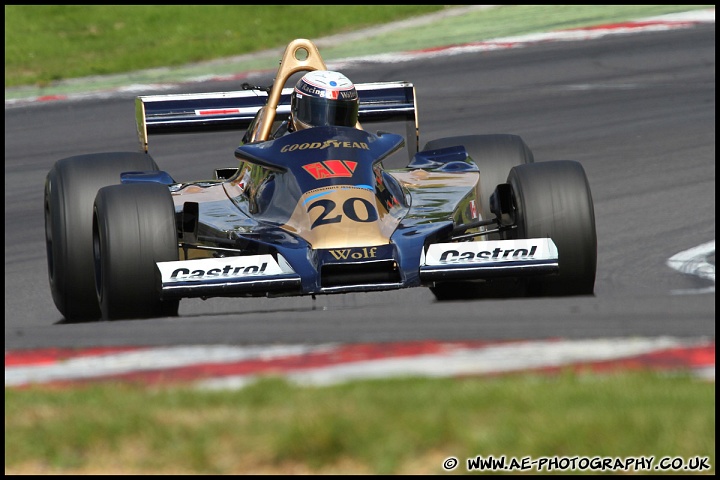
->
[156,238,558,298]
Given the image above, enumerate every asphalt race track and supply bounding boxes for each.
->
[4,23,715,354]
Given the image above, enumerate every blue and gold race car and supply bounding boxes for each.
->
[45,38,597,321]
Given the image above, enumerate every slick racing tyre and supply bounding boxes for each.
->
[44,152,160,322]
[93,183,179,320]
[422,134,534,231]
[508,160,597,296]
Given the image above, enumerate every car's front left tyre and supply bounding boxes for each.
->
[508,160,597,296]
[93,182,180,320]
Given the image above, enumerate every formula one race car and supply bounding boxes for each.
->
[45,38,597,321]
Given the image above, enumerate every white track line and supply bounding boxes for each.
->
[667,241,715,295]
[196,337,713,390]
[4,344,336,387]
[6,337,712,388]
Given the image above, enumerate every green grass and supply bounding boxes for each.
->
[4,5,446,88]
[5,371,715,474]
[4,5,712,89]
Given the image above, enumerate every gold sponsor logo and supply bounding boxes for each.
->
[280,141,370,153]
[328,247,378,260]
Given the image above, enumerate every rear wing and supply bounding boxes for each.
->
[135,81,419,153]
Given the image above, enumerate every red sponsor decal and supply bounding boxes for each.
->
[196,108,241,115]
[470,200,478,219]
[303,160,357,179]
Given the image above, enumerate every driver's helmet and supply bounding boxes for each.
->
[290,70,359,131]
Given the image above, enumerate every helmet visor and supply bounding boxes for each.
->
[292,95,359,128]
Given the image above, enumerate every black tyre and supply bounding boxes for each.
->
[422,134,534,226]
[45,152,160,321]
[426,135,534,301]
[508,161,597,296]
[93,182,180,320]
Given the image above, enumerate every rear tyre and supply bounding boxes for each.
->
[93,183,180,320]
[426,135,534,301]
[508,161,597,296]
[422,134,534,226]
[44,152,160,321]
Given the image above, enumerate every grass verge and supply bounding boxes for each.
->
[4,5,446,88]
[5,371,715,474]
[4,5,712,89]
